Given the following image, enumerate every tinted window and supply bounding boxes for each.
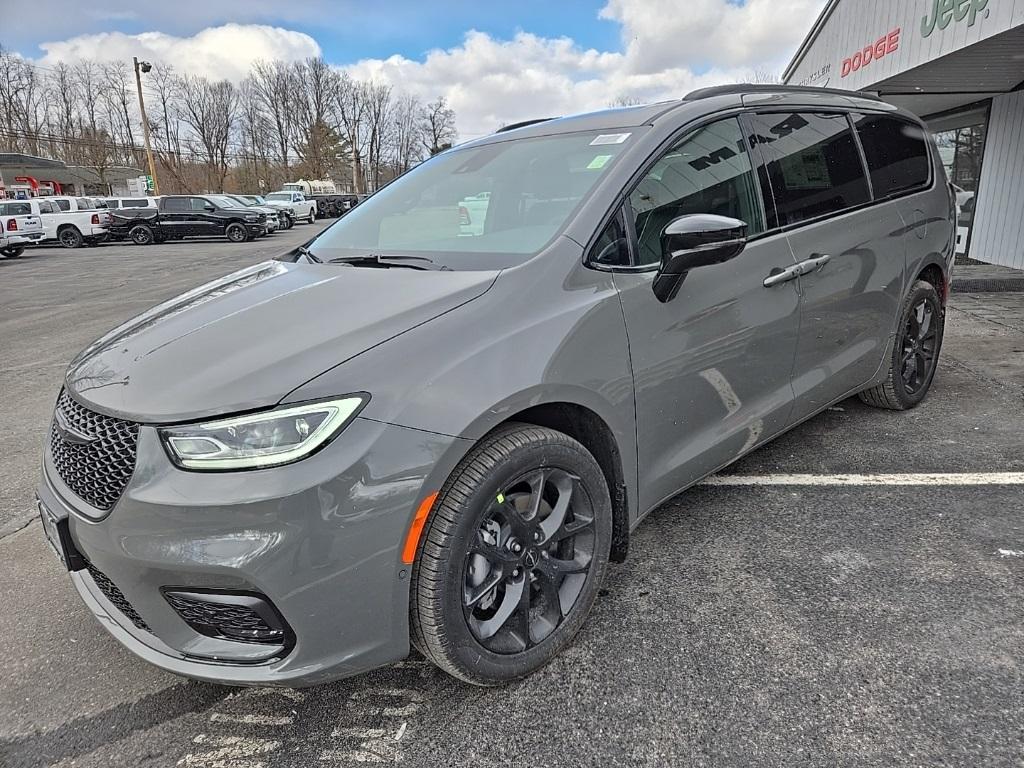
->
[589,211,631,267]
[163,197,189,212]
[121,199,148,208]
[38,201,56,214]
[191,197,213,211]
[853,113,930,198]
[628,117,764,266]
[104,200,121,208]
[0,202,32,215]
[748,112,870,228]
[54,199,70,211]
[76,198,91,209]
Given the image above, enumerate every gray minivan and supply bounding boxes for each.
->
[37,85,954,687]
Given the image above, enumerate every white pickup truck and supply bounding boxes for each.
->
[264,191,318,224]
[0,197,110,248]
[0,206,45,257]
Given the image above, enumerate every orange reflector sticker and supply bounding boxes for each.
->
[401,492,438,564]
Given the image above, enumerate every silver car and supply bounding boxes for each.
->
[37,85,954,687]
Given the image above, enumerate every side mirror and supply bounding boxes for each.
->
[203,202,216,211]
[652,214,747,303]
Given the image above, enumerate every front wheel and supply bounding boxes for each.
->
[859,279,944,410]
[225,223,248,243]
[411,423,612,686]
[1,245,25,258]
[58,227,84,249]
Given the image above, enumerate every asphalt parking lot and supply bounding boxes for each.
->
[1,235,1022,767]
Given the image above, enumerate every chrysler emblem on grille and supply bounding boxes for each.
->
[54,408,98,445]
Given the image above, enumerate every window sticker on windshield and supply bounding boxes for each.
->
[590,133,631,145]
[587,154,613,170]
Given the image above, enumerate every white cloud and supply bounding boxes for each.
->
[601,0,826,74]
[344,0,825,138]
[31,0,824,138]
[37,24,320,82]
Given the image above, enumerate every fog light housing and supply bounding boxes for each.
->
[162,589,293,647]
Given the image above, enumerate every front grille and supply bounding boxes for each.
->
[164,592,287,645]
[86,562,151,632]
[50,390,139,511]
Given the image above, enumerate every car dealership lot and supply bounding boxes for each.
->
[1,238,1023,767]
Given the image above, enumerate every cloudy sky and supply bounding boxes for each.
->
[5,0,826,140]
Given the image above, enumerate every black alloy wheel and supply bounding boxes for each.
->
[463,467,596,654]
[129,225,154,245]
[859,279,944,410]
[411,423,612,685]
[58,227,83,248]
[900,298,938,396]
[226,223,248,243]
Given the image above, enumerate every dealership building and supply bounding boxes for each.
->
[783,0,1024,269]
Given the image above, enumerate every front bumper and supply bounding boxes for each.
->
[39,413,464,686]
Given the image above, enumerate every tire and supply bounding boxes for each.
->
[225,223,248,243]
[859,279,944,410]
[1,245,25,258]
[129,225,154,245]
[307,209,316,224]
[57,226,84,249]
[411,423,612,686]
[283,215,294,230]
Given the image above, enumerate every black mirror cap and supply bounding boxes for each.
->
[654,214,748,302]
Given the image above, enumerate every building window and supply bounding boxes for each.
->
[929,106,989,262]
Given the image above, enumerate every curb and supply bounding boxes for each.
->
[952,278,1024,293]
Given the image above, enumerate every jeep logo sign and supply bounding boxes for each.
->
[921,0,990,38]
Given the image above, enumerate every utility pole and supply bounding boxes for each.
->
[132,57,160,196]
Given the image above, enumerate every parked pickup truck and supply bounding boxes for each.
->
[264,191,318,224]
[0,198,110,248]
[0,208,45,257]
[109,194,268,245]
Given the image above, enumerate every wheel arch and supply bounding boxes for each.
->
[916,260,948,306]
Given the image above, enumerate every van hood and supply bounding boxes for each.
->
[66,260,498,423]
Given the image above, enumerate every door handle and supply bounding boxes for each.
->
[763,264,801,287]
[796,253,831,274]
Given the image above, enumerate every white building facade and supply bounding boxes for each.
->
[784,0,1024,268]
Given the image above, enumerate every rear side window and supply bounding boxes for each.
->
[105,200,121,208]
[122,199,148,208]
[748,112,870,228]
[54,199,71,211]
[163,197,188,212]
[852,113,930,198]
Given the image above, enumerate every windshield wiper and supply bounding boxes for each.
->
[297,245,320,263]
[324,254,448,270]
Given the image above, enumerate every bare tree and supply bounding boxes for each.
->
[250,60,296,176]
[330,72,368,194]
[178,75,238,192]
[420,96,457,156]
[390,93,423,175]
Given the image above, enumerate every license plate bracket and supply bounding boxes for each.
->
[37,499,85,571]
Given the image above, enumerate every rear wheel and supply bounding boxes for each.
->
[859,279,944,410]
[225,223,248,243]
[307,209,316,224]
[129,225,154,245]
[1,245,25,258]
[57,226,83,249]
[411,423,612,686]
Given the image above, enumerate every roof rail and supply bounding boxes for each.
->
[496,117,557,133]
[684,84,882,103]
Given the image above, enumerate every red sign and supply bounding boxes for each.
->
[841,28,901,78]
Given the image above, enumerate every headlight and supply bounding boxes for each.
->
[159,396,367,471]
[245,214,259,221]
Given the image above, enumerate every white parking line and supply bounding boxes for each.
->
[210,713,294,726]
[700,472,1024,486]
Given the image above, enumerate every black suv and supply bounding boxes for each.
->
[109,195,267,244]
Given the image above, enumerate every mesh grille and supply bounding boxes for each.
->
[50,390,139,511]
[164,593,284,644]
[86,562,150,632]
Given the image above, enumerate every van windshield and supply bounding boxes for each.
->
[307,129,633,269]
